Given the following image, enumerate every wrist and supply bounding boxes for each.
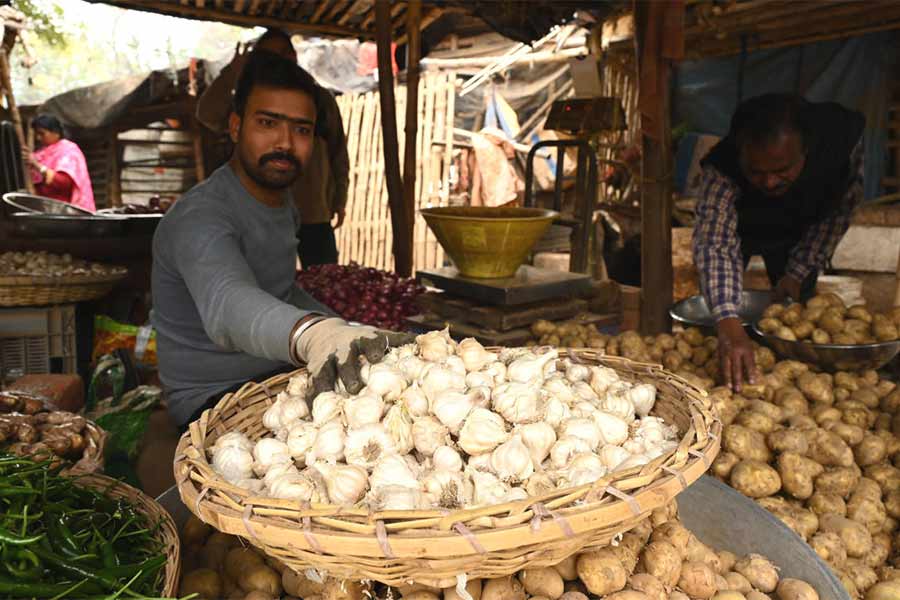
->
[289,313,329,365]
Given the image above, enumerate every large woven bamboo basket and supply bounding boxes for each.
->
[75,472,181,597]
[174,350,721,587]
[0,269,127,306]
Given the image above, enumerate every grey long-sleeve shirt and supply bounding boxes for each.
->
[151,165,332,425]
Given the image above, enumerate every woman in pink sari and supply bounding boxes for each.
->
[25,114,95,212]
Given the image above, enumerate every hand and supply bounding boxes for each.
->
[230,42,250,73]
[22,148,38,169]
[294,317,414,397]
[773,275,802,303]
[717,317,759,392]
[333,208,346,229]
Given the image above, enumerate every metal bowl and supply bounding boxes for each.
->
[2,192,93,217]
[8,212,126,238]
[751,322,900,371]
[670,291,771,333]
[420,207,558,279]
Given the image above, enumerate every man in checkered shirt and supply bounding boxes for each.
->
[692,94,864,392]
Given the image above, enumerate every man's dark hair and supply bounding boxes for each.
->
[731,93,812,151]
[232,51,318,118]
[31,114,65,138]
[255,28,292,49]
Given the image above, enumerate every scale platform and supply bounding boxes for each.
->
[415,265,592,306]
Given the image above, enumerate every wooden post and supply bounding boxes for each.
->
[635,2,674,335]
[108,132,121,207]
[403,0,421,245]
[0,49,34,193]
[375,0,413,276]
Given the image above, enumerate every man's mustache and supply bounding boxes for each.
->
[259,152,300,169]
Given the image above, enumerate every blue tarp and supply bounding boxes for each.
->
[672,32,897,200]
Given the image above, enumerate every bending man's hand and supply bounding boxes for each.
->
[773,275,802,303]
[294,317,413,397]
[717,317,759,392]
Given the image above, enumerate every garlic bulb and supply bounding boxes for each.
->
[458,407,508,455]
[615,453,650,471]
[646,440,678,460]
[517,422,556,465]
[560,418,603,451]
[444,355,467,376]
[262,392,310,433]
[458,338,498,372]
[492,382,543,424]
[412,416,450,456]
[543,376,577,404]
[626,384,658,417]
[549,436,592,469]
[235,478,265,494]
[312,391,344,425]
[622,438,646,455]
[416,328,456,362]
[370,454,419,490]
[507,349,558,384]
[589,366,620,395]
[252,438,291,475]
[543,395,572,430]
[572,381,599,402]
[468,470,510,506]
[563,360,591,383]
[269,470,323,501]
[483,361,508,385]
[306,420,346,463]
[433,445,463,472]
[419,364,466,404]
[366,363,407,400]
[599,393,636,423]
[369,485,424,511]
[469,386,493,408]
[432,389,482,434]
[343,393,385,429]
[498,347,532,364]
[504,487,529,502]
[598,444,631,470]
[212,432,253,455]
[391,343,418,360]
[316,463,368,506]
[397,355,427,384]
[592,411,630,446]
[525,472,555,497]
[383,403,415,455]
[212,444,254,483]
[571,400,600,419]
[423,470,470,508]
[466,452,495,474]
[635,416,677,444]
[400,384,429,417]
[465,371,494,389]
[286,421,318,461]
[344,424,397,468]
[561,452,607,487]
[490,434,534,482]
[286,373,310,397]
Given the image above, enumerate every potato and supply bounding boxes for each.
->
[755,347,777,372]
[604,593,650,600]
[815,466,861,498]
[881,389,900,413]
[811,405,842,424]
[845,559,879,593]
[730,460,782,498]
[627,574,665,600]
[322,579,365,600]
[735,411,777,434]
[797,373,834,405]
[791,320,815,340]
[873,316,899,342]
[808,492,847,517]
[855,435,889,467]
[819,514,873,558]
[682,328,705,347]
[822,421,865,446]
[775,579,818,600]
[866,582,900,599]
[180,568,223,600]
[818,307,846,334]
[724,571,753,592]
[637,541,682,587]
[778,452,824,499]
[519,568,564,600]
[781,304,804,325]
[766,429,809,455]
[865,464,900,491]
[774,390,809,419]
[811,329,832,344]
[551,556,578,581]
[200,532,237,569]
[712,452,740,480]
[224,547,264,581]
[763,304,786,319]
[557,593,588,600]
[692,346,712,367]
[724,425,772,463]
[809,532,848,569]
[773,360,809,380]
[649,521,693,558]
[759,318,782,334]
[663,350,684,371]
[885,491,900,520]
[678,562,718,599]
[239,563,282,595]
[847,494,888,534]
[713,593,748,600]
[807,429,854,467]
[283,570,325,598]
[576,549,627,595]
[182,515,213,548]
[734,554,779,593]
[775,327,798,341]
[862,533,892,568]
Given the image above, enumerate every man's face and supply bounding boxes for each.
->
[229,85,316,190]
[739,130,806,198]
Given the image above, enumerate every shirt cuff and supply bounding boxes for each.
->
[712,302,740,322]
[785,261,813,283]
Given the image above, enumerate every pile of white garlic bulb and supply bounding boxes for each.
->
[209,330,680,511]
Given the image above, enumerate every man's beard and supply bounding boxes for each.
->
[239,148,302,190]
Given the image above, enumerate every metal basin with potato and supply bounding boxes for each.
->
[420,206,558,279]
[669,290,771,335]
[751,321,900,371]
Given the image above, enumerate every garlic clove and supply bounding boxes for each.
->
[370,454,420,490]
[492,382,543,424]
[563,359,591,383]
[484,361,508,385]
[458,338,499,372]
[422,470,471,509]
[507,348,558,384]
[598,444,631,470]
[490,434,534,482]
[411,416,450,457]
[286,421,318,462]
[419,364,467,404]
[468,469,510,507]
[572,381,599,402]
[286,373,311,397]
[542,395,572,430]
[524,472,556,497]
[517,422,556,466]
[560,418,603,451]
[398,355,427,384]
[592,411,630,446]
[432,445,464,472]
[465,371,494,389]
[542,376,577,405]
[549,436,592,469]
[368,485,425,511]
[305,420,346,464]
[431,389,479,434]
[416,327,456,362]
[365,363,408,400]
[383,404,415,455]
[599,392,636,423]
[312,391,345,425]
[589,366,620,396]
[344,424,397,468]
[252,438,292,476]
[444,355,467,376]
[458,407,508,455]
[342,393,385,429]
[400,384,429,417]
[315,462,369,506]
[212,444,254,483]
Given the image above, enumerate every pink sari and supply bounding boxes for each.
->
[32,139,95,212]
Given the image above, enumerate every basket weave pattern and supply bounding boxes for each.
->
[174,350,721,586]
[65,419,107,475]
[76,472,181,597]
[0,271,127,306]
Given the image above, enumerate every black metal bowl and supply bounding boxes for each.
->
[670,291,771,334]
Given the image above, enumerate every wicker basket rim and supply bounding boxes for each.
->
[0,269,128,286]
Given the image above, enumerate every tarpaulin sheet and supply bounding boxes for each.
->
[672,32,897,200]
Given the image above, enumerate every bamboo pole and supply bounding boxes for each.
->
[403,0,422,254]
[375,0,413,276]
[0,49,33,194]
[359,93,377,266]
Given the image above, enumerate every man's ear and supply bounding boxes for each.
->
[228,111,241,144]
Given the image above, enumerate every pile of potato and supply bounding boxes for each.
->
[177,501,837,600]
[757,294,900,344]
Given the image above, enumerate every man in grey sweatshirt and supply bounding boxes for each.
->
[152,52,408,427]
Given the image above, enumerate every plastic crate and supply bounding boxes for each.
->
[0,304,77,375]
